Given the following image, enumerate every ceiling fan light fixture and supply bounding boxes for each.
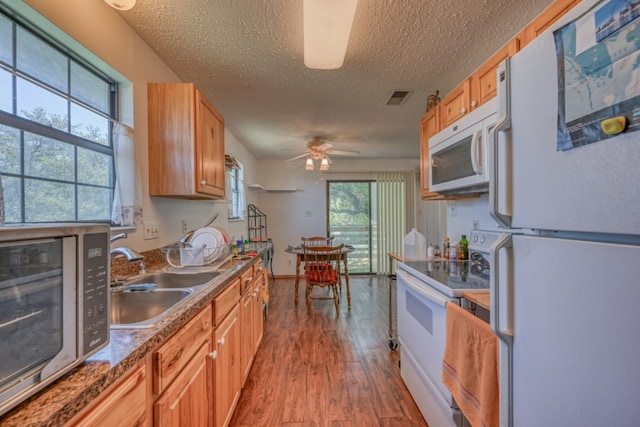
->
[303,0,358,70]
[319,157,330,171]
[305,156,315,170]
[104,0,136,10]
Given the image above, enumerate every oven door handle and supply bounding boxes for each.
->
[397,270,449,307]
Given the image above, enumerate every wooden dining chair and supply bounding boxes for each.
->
[301,244,344,315]
[301,236,341,291]
[301,236,334,246]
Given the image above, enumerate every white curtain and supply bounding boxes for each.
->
[376,172,407,275]
[111,123,143,226]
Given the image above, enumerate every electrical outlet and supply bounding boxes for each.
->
[182,220,188,234]
[305,211,312,218]
[287,259,293,266]
[473,220,479,230]
[144,221,159,240]
[449,202,457,217]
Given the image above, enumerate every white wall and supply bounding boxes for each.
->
[21,0,258,253]
[256,158,445,275]
[445,195,501,246]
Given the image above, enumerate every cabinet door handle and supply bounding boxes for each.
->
[218,337,225,346]
[168,349,183,367]
[460,107,467,114]
[200,180,207,186]
[209,350,218,360]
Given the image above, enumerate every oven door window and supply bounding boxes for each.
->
[431,134,475,186]
[0,238,65,390]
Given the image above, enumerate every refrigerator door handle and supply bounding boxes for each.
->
[492,232,514,427]
[471,128,483,174]
[489,58,512,229]
[490,232,513,339]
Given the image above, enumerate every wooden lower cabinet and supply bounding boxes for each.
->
[68,363,147,427]
[68,264,264,427]
[213,304,241,427]
[240,286,254,383]
[240,271,265,386]
[154,341,213,426]
[251,274,264,355]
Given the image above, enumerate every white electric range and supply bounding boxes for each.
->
[396,230,497,427]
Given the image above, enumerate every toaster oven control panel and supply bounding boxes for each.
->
[82,232,109,355]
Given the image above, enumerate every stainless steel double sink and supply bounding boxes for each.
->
[110,271,221,329]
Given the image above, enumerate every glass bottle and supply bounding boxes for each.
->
[443,237,450,259]
[459,234,469,260]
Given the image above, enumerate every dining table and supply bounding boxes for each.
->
[285,244,355,307]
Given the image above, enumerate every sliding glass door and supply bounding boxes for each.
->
[327,181,376,274]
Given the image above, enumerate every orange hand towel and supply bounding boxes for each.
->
[442,302,499,427]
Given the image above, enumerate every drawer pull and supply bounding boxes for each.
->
[168,349,183,367]
[209,350,218,360]
[218,337,225,346]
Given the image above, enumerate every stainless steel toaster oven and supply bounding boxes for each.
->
[0,223,110,416]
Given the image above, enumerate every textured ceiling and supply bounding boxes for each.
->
[119,0,554,161]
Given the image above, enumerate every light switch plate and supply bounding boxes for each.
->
[144,221,159,240]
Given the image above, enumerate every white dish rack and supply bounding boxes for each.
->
[162,241,231,268]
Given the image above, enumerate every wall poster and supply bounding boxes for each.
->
[554,0,640,151]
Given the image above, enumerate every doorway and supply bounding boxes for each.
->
[327,181,376,274]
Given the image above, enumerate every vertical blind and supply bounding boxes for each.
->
[375,171,412,275]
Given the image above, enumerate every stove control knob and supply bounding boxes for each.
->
[473,235,479,243]
[480,236,486,243]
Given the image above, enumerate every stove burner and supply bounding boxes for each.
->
[470,251,490,276]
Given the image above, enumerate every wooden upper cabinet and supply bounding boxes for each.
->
[470,38,520,109]
[419,106,443,199]
[520,0,581,47]
[148,83,225,199]
[440,79,471,128]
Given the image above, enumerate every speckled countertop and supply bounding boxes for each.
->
[0,256,259,427]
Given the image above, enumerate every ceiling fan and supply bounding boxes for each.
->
[284,136,360,169]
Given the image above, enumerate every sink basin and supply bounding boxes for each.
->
[125,271,220,289]
[110,289,193,328]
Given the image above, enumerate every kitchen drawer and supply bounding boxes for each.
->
[153,305,212,394]
[239,264,254,295]
[214,278,240,325]
[69,363,147,427]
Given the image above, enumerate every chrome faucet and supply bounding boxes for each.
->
[110,232,144,262]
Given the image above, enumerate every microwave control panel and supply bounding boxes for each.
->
[82,232,109,356]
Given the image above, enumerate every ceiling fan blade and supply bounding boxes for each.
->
[324,149,360,156]
[285,152,310,162]
[316,142,333,150]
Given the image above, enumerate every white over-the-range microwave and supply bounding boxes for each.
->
[429,98,497,195]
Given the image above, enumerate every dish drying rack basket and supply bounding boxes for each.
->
[162,241,231,268]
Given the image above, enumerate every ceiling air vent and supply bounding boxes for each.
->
[385,90,411,106]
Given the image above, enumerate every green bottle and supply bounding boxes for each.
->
[459,234,469,260]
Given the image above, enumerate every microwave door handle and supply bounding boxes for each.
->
[490,58,512,228]
[470,129,482,174]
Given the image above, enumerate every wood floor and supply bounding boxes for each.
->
[230,276,428,427]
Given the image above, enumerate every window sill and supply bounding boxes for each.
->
[110,225,137,234]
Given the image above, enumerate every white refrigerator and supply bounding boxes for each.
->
[490,0,640,426]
